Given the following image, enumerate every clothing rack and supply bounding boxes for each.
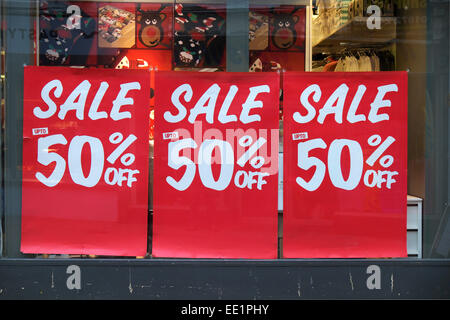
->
[312,47,396,72]
[314,46,392,58]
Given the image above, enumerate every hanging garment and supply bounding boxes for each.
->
[350,56,359,72]
[373,54,380,71]
[363,55,373,71]
[357,55,365,71]
[369,54,376,71]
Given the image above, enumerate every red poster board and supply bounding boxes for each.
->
[21,66,150,256]
[283,72,408,258]
[153,72,279,258]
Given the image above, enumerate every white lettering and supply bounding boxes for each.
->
[34,79,62,119]
[164,83,191,123]
[347,85,367,123]
[218,85,238,124]
[188,84,220,124]
[58,80,90,120]
[368,84,398,123]
[317,83,348,124]
[240,85,269,124]
[110,82,140,121]
[88,82,109,120]
[293,84,320,123]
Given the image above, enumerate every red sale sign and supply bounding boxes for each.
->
[153,72,279,258]
[283,72,407,258]
[21,66,150,256]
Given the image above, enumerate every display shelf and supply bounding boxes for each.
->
[312,16,397,51]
